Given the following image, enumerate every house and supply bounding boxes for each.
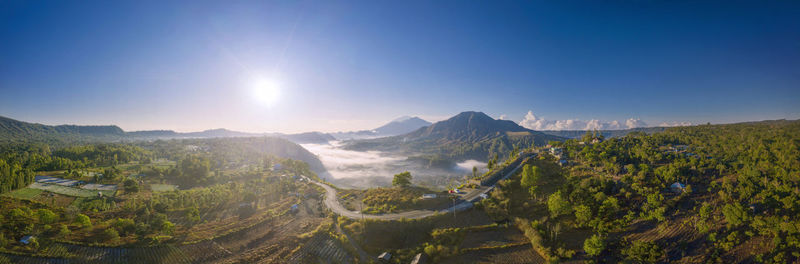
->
[670,182,686,193]
[558,159,568,166]
[421,194,437,199]
[19,235,34,245]
[273,163,282,171]
[378,252,392,262]
[410,253,427,264]
[549,147,563,157]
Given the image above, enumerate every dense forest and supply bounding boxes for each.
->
[479,120,800,263]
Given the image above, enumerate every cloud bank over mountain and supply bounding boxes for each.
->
[518,110,691,130]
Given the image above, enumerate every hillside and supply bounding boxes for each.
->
[0,116,335,145]
[346,111,565,161]
[0,116,328,174]
[0,115,125,142]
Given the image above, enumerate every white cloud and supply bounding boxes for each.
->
[659,121,692,127]
[519,110,656,130]
[625,118,647,129]
[498,114,507,120]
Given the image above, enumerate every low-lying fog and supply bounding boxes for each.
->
[301,141,487,189]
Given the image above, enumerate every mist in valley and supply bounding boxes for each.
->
[301,141,487,189]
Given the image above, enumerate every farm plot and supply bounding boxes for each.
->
[29,182,114,197]
[1,187,43,199]
[443,243,545,264]
[81,183,117,192]
[460,226,528,249]
[32,192,77,207]
[35,175,80,186]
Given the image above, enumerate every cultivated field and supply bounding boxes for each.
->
[0,187,43,199]
[29,182,115,197]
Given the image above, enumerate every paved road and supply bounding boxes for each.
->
[308,152,533,220]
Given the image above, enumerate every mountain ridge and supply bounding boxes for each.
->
[330,116,432,140]
[346,111,565,161]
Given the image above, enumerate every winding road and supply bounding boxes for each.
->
[308,152,535,220]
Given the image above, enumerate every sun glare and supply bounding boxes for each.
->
[251,79,281,106]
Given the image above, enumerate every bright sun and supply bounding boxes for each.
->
[251,79,281,106]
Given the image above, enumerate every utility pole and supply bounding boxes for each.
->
[452,195,457,221]
[360,197,365,236]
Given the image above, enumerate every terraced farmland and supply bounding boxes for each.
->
[286,233,354,264]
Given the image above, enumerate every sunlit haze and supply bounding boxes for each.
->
[2,2,800,263]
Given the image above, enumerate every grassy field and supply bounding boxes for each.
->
[150,184,178,192]
[30,182,115,197]
[1,187,43,199]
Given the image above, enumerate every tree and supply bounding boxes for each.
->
[575,205,593,227]
[37,209,58,224]
[547,191,572,217]
[472,166,478,178]
[186,206,201,224]
[111,218,136,236]
[520,165,541,189]
[722,203,750,229]
[123,178,139,192]
[161,221,175,234]
[584,234,605,257]
[75,214,91,228]
[102,227,119,241]
[392,171,412,188]
[623,241,663,263]
[424,244,437,257]
[58,224,70,237]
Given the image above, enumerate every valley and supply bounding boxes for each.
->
[3,2,798,262]
[2,112,797,263]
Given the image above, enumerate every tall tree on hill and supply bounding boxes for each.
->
[392,171,412,188]
[520,164,542,197]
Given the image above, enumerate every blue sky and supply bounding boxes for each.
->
[1,1,798,133]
